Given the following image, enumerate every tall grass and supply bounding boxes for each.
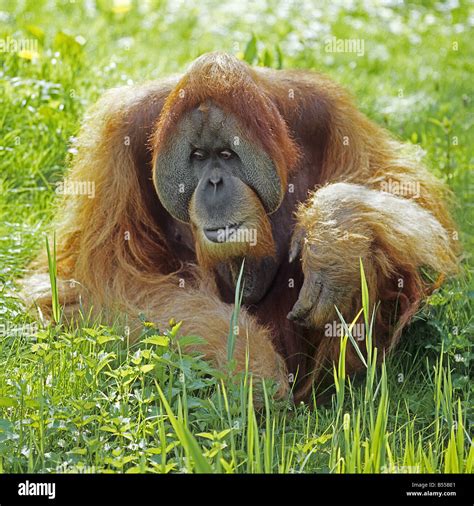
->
[0,244,470,474]
[45,233,60,324]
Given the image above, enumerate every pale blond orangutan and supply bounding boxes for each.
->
[21,52,458,402]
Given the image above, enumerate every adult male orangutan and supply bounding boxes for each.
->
[22,52,458,402]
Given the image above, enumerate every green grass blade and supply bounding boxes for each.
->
[45,233,60,323]
[334,306,367,368]
[227,259,245,362]
[156,384,212,473]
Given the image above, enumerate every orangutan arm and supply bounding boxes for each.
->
[288,182,457,335]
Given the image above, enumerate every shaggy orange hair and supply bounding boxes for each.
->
[21,53,458,402]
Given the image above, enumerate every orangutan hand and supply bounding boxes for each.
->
[286,184,373,329]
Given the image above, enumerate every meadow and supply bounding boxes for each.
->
[0,0,472,473]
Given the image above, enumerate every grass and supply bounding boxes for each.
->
[0,0,472,474]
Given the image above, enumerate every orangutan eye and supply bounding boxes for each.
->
[191,148,208,161]
[219,149,234,160]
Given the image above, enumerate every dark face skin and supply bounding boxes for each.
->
[154,102,284,304]
[190,143,247,240]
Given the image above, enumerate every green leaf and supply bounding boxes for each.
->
[359,258,369,329]
[0,419,16,443]
[227,259,245,361]
[196,432,215,440]
[168,321,183,338]
[217,429,232,440]
[156,385,212,473]
[429,117,443,128]
[54,31,86,52]
[24,398,40,409]
[243,34,258,64]
[142,335,170,347]
[0,397,17,408]
[67,447,87,455]
[140,364,155,373]
[45,233,61,324]
[262,48,273,67]
[97,335,117,345]
[275,43,283,69]
[25,25,45,42]
[100,425,118,433]
[83,328,99,338]
[334,306,367,368]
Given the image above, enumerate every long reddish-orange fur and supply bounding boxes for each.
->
[21,52,458,402]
